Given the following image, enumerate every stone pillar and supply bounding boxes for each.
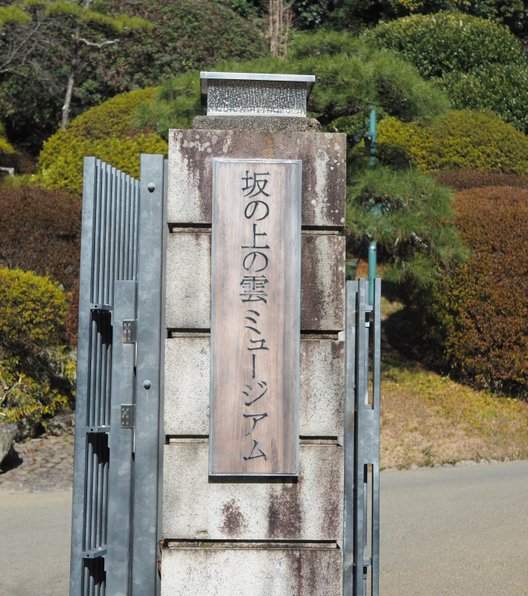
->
[161,73,347,595]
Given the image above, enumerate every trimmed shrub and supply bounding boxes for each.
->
[365,12,528,132]
[0,185,81,289]
[0,359,69,438]
[346,166,465,289]
[38,88,167,195]
[376,111,528,176]
[319,0,528,37]
[418,187,528,395]
[440,64,528,133]
[364,12,525,78]
[0,269,72,437]
[0,268,66,357]
[434,170,528,192]
[66,278,79,348]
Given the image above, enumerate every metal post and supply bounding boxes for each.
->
[131,154,166,596]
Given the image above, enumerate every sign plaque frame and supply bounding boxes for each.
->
[210,158,302,477]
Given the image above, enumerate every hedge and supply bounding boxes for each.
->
[365,12,528,132]
[0,185,81,290]
[376,111,528,176]
[0,268,72,437]
[418,186,528,395]
[0,268,67,357]
[364,11,525,78]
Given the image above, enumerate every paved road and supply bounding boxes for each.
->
[381,461,528,595]
[1,461,527,595]
[0,490,72,596]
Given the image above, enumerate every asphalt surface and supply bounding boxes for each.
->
[380,461,528,595]
[1,458,527,595]
[0,490,72,596]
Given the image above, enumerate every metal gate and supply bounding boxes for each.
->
[70,155,166,596]
[344,278,382,596]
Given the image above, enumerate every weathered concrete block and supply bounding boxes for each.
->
[164,337,344,437]
[163,441,343,542]
[167,129,346,228]
[165,232,210,330]
[164,336,209,436]
[161,546,342,596]
[301,234,345,331]
[165,232,345,331]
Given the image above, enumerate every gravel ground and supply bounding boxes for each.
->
[0,433,74,493]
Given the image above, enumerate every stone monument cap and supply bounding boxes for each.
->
[200,71,316,118]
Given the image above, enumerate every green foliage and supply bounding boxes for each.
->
[365,11,525,77]
[0,71,63,155]
[0,358,69,438]
[38,88,167,195]
[0,0,151,147]
[0,3,29,26]
[365,12,528,132]
[440,64,528,133]
[0,268,72,436]
[0,184,81,289]
[0,268,66,356]
[1,0,265,155]
[100,0,267,90]
[0,122,14,154]
[137,32,449,138]
[312,0,528,36]
[417,187,528,395]
[385,1,528,37]
[376,111,528,176]
[216,0,259,18]
[346,166,465,288]
[293,0,333,29]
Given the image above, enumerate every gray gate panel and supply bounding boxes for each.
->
[71,158,142,596]
[343,278,381,596]
[131,154,166,596]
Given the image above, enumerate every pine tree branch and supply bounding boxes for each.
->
[78,36,119,48]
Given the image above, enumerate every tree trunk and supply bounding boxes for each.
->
[61,21,81,131]
[61,70,75,130]
[268,0,292,58]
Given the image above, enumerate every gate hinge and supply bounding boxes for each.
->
[120,404,135,429]
[122,319,137,344]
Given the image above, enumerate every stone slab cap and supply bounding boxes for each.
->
[200,71,316,117]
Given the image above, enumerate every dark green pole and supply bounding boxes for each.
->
[369,106,377,304]
[369,106,377,168]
